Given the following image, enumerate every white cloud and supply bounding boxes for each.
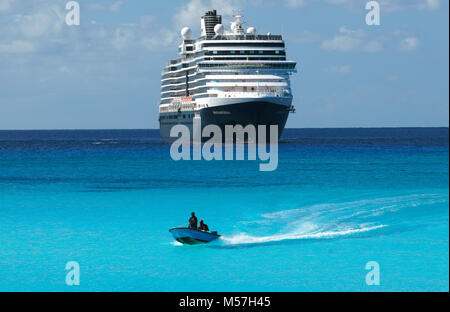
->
[109,0,122,12]
[287,0,442,11]
[173,0,242,31]
[140,15,156,28]
[0,0,13,13]
[1,0,178,55]
[339,26,365,37]
[379,0,441,12]
[321,27,405,53]
[3,3,90,76]
[13,9,64,38]
[320,27,365,52]
[284,0,307,8]
[250,0,277,8]
[59,65,71,74]
[363,40,384,53]
[86,0,123,12]
[424,0,440,10]
[0,1,67,54]
[288,31,322,43]
[399,37,420,51]
[140,28,178,51]
[112,26,136,50]
[0,40,35,53]
[321,35,360,52]
[110,16,178,52]
[325,0,350,3]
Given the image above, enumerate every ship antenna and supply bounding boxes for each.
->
[232,10,245,22]
[231,10,245,34]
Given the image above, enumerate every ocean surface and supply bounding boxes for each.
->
[0,128,448,292]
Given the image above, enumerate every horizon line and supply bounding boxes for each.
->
[0,126,448,131]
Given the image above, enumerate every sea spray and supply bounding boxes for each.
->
[221,225,387,245]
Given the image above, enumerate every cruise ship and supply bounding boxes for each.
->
[159,10,297,142]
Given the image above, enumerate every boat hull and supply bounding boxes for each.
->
[169,227,221,245]
[159,99,291,142]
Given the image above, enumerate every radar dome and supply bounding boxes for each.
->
[214,24,225,35]
[181,27,192,39]
[267,32,271,36]
[246,27,256,35]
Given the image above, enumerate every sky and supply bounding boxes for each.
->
[0,0,448,130]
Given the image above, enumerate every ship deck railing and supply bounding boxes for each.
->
[213,91,291,98]
[200,34,283,41]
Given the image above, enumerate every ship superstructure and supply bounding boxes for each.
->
[159,10,297,141]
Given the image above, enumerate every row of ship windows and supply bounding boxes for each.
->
[198,63,296,69]
[162,83,276,97]
[204,57,286,61]
[181,36,283,43]
[167,52,286,71]
[161,89,207,99]
[162,70,290,80]
[208,50,285,55]
[172,50,285,63]
[162,79,286,91]
[162,74,204,83]
[160,114,194,120]
[165,63,296,76]
[162,74,288,84]
[163,78,285,86]
[179,43,285,52]
[202,42,285,48]
[179,47,194,52]
[160,93,215,104]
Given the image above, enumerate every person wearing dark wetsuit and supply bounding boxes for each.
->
[188,212,198,229]
[198,220,209,232]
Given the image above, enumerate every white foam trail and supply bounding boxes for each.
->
[221,225,387,245]
[220,193,447,246]
[261,194,448,221]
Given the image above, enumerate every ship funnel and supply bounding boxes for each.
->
[201,10,222,38]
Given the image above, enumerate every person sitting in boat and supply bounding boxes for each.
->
[198,220,209,232]
[188,212,198,229]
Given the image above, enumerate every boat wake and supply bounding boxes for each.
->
[221,224,386,245]
[219,193,448,246]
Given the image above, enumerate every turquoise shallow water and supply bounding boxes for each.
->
[0,128,448,291]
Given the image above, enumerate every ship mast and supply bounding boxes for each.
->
[231,11,245,35]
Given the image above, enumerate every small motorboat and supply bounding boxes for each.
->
[169,227,221,245]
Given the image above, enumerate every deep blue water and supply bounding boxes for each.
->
[0,128,448,291]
